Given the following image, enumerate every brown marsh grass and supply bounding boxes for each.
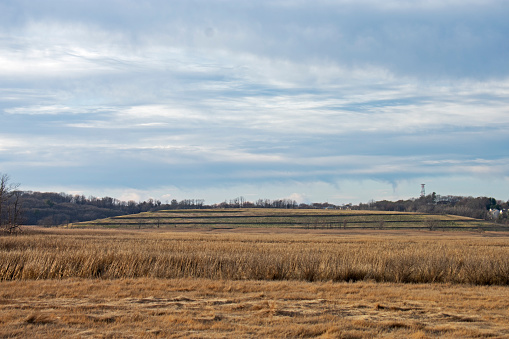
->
[1,227,509,285]
[2,228,509,337]
[1,277,509,338]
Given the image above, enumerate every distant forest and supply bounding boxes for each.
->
[19,192,301,226]
[17,191,509,226]
[356,193,508,223]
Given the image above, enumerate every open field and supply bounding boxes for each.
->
[2,225,509,337]
[2,227,509,284]
[2,278,509,338]
[72,208,497,231]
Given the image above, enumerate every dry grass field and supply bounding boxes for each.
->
[2,227,509,284]
[2,223,509,337]
[2,277,509,338]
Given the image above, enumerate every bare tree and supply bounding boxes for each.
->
[7,190,23,233]
[0,174,12,229]
[425,217,439,231]
[0,174,22,233]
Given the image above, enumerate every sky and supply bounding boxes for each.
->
[1,0,508,205]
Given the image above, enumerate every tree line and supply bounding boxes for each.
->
[355,193,509,223]
[16,191,509,227]
[20,192,209,226]
[20,194,303,226]
[1,173,507,228]
[213,197,298,209]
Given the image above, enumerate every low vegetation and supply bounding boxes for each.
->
[2,228,509,337]
[2,228,509,285]
[2,278,509,338]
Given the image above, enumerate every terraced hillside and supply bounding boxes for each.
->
[71,208,495,230]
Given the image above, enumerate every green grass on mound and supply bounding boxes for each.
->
[70,208,498,231]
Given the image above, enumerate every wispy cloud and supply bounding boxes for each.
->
[0,0,508,204]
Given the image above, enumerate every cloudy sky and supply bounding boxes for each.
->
[1,0,508,205]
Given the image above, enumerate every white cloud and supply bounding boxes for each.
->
[118,191,142,202]
[5,105,113,115]
[0,0,508,203]
[285,193,310,204]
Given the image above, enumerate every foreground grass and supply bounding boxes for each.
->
[1,278,509,338]
[2,228,509,337]
[2,228,509,285]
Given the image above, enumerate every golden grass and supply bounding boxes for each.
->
[1,278,509,338]
[2,228,509,337]
[2,228,509,285]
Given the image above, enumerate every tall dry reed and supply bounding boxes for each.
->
[1,231,509,284]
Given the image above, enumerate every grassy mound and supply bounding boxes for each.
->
[71,208,495,231]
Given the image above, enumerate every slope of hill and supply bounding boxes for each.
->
[72,208,496,231]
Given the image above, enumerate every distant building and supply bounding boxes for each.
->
[489,209,501,219]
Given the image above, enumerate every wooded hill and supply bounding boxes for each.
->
[15,191,509,227]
